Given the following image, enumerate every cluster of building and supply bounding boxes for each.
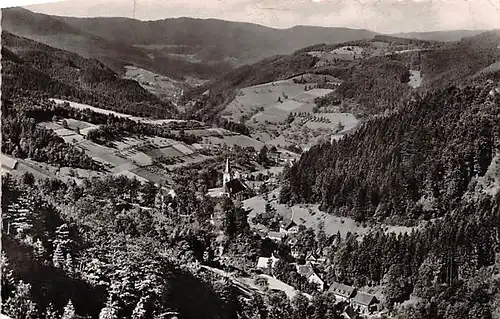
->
[256,252,380,317]
[253,215,380,318]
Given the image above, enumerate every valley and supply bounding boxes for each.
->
[1,6,500,319]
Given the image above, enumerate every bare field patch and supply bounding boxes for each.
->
[124,65,184,101]
[205,134,265,150]
[244,190,417,239]
[225,80,313,122]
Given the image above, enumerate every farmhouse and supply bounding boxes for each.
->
[296,262,325,291]
[328,282,356,301]
[280,219,298,234]
[351,291,379,314]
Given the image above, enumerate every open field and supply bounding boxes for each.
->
[38,115,213,184]
[304,112,358,131]
[244,189,416,238]
[124,65,184,102]
[224,80,329,123]
[200,128,266,150]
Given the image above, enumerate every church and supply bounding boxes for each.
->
[206,157,253,201]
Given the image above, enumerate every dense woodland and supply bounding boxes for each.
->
[282,84,500,225]
[1,172,354,319]
[313,56,412,114]
[1,97,101,170]
[2,32,177,119]
[420,31,500,89]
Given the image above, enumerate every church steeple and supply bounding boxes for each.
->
[223,157,232,187]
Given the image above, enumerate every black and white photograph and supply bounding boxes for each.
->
[1,0,500,318]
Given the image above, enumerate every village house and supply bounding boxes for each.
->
[328,281,356,301]
[328,282,380,315]
[267,231,286,242]
[256,254,280,270]
[296,262,325,291]
[342,305,359,319]
[280,219,299,234]
[305,251,327,265]
[351,291,379,314]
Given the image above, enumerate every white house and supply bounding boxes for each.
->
[280,219,298,234]
[296,263,325,291]
[257,255,280,269]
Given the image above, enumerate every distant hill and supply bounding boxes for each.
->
[5,8,376,68]
[1,7,233,80]
[393,30,486,42]
[186,29,500,120]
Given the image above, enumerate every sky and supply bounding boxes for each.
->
[9,0,500,33]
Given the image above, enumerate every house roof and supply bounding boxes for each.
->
[352,291,378,306]
[257,256,279,268]
[282,219,297,230]
[328,282,356,298]
[206,187,224,197]
[343,305,358,319]
[296,262,316,278]
[306,252,320,260]
[267,231,285,240]
[0,154,18,170]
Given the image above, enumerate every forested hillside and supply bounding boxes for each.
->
[0,174,240,319]
[313,56,412,114]
[281,84,500,225]
[2,32,176,119]
[421,31,500,89]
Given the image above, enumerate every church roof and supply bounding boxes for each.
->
[224,178,248,195]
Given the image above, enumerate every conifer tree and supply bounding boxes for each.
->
[131,297,148,319]
[33,238,46,261]
[99,297,119,319]
[61,300,76,319]
[53,243,65,268]
[45,303,60,319]
[3,280,38,319]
